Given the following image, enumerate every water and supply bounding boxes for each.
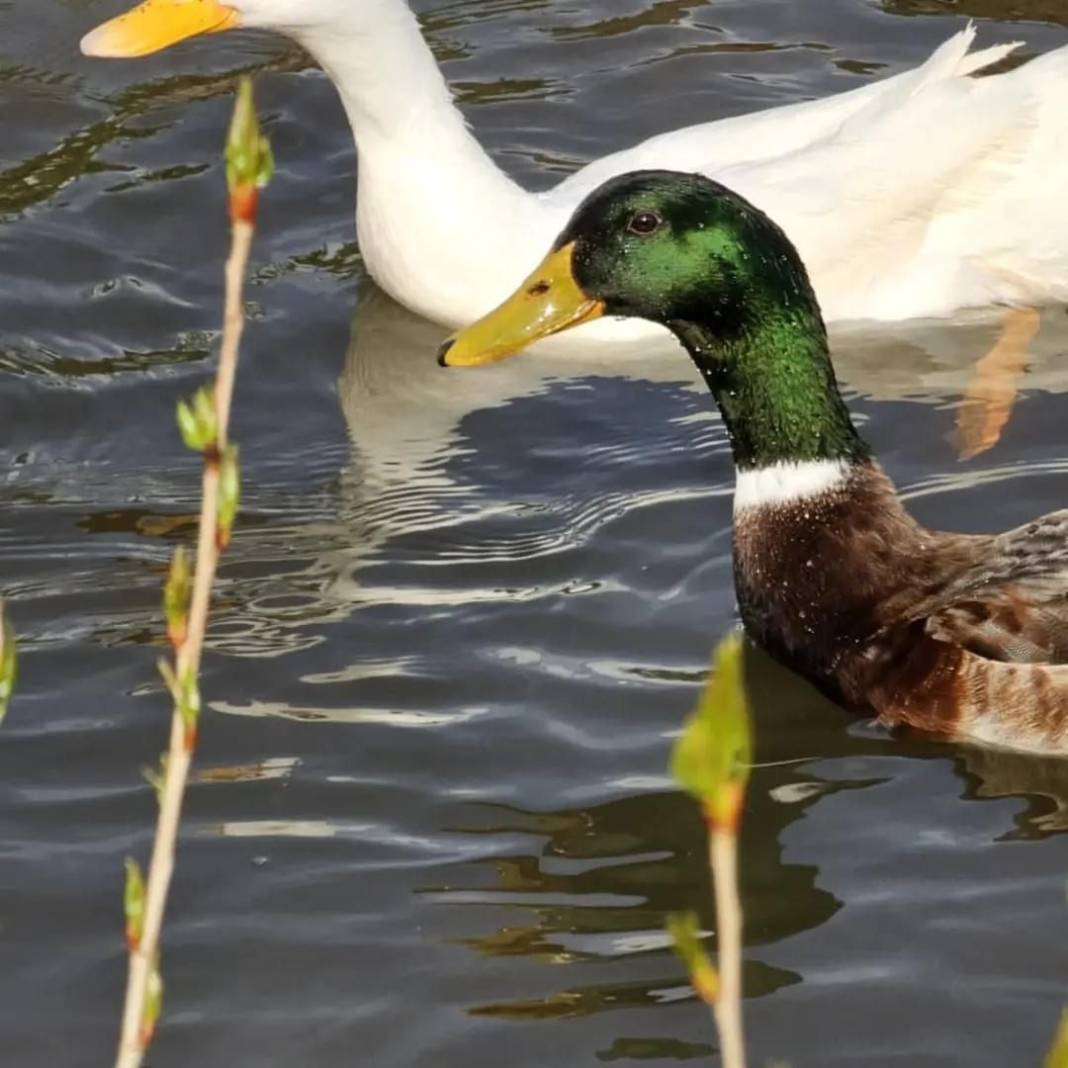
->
[2,1,1067,1064]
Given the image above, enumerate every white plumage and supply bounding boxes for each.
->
[85,0,1068,341]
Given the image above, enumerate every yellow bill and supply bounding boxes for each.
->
[438,242,605,367]
[80,0,239,58]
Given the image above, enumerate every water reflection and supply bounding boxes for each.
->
[0,50,306,223]
[832,308,1067,407]
[328,282,701,603]
[187,279,1068,791]
[552,0,712,42]
[406,643,1068,1026]
[51,271,1068,831]
[596,1036,714,1061]
[883,0,1068,26]
[327,278,1068,596]
[957,744,1068,837]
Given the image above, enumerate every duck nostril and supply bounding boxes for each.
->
[436,339,455,367]
[527,280,550,296]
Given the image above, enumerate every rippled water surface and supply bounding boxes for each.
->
[3,1,1068,1064]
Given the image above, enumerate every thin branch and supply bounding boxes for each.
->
[669,634,751,1068]
[710,826,746,1068]
[113,78,270,1068]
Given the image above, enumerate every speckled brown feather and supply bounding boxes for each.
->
[734,462,1068,753]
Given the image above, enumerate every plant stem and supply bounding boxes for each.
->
[214,221,252,448]
[710,826,746,1068]
[113,220,255,1068]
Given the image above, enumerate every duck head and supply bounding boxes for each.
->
[438,169,824,371]
[440,170,866,471]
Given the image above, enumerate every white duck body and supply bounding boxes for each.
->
[87,0,1068,339]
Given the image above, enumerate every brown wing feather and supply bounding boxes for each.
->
[926,592,1068,663]
[943,651,1068,752]
[858,625,1068,753]
[913,510,1068,666]
[849,510,1068,752]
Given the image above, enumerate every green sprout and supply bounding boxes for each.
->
[0,601,15,725]
[671,631,752,831]
[667,911,719,1005]
[176,385,218,453]
[140,967,164,1050]
[141,753,169,807]
[163,547,192,649]
[226,77,274,219]
[217,445,241,550]
[1048,1010,1068,1068]
[158,658,201,750]
[124,859,146,953]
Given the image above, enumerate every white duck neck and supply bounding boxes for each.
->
[295,4,539,325]
[299,3,462,142]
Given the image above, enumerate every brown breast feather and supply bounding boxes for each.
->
[737,465,1068,752]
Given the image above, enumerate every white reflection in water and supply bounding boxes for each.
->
[323,286,1068,612]
[211,698,489,729]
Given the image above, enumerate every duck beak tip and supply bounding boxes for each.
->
[79,1,240,60]
[80,27,117,58]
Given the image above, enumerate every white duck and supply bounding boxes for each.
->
[82,0,1068,340]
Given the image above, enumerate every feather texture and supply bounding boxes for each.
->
[734,462,1068,753]
[288,10,1068,331]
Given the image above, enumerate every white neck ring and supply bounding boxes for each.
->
[733,460,849,512]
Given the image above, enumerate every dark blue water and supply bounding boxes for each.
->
[2,1,1066,1064]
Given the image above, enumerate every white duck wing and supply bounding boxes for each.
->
[549,24,1017,205]
[717,41,1068,320]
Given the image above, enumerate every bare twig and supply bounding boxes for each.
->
[709,816,746,1068]
[114,78,272,1068]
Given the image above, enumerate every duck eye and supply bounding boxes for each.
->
[627,210,663,236]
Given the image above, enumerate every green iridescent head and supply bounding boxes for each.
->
[563,170,821,337]
[440,170,867,469]
[439,170,826,372]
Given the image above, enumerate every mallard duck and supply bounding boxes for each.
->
[438,170,1068,755]
[82,0,1068,336]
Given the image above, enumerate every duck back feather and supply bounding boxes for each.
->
[294,9,1068,328]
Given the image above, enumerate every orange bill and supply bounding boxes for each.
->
[81,0,238,58]
[438,242,605,367]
